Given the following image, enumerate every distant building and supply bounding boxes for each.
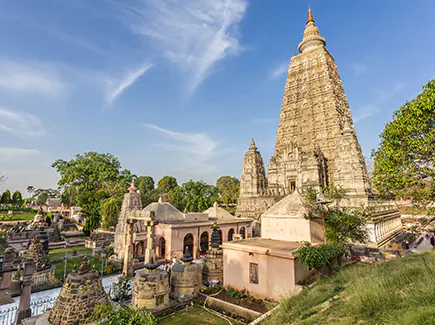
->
[114,179,253,262]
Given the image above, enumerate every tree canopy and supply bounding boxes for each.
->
[180,180,219,212]
[52,152,132,231]
[136,176,158,207]
[1,190,11,204]
[157,176,178,194]
[372,78,435,206]
[304,186,369,244]
[12,190,23,205]
[216,176,240,205]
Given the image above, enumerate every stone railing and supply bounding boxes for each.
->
[0,297,56,325]
[0,282,117,325]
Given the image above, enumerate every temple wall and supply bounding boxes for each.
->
[156,222,253,261]
[223,248,310,300]
[261,217,324,244]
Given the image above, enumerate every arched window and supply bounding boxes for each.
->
[228,228,235,242]
[158,237,166,258]
[240,227,246,239]
[183,233,194,256]
[200,231,209,254]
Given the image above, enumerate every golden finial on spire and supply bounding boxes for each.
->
[307,7,315,24]
[128,177,137,193]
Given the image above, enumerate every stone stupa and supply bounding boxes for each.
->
[47,256,109,325]
[170,246,201,302]
[27,236,50,272]
[202,220,223,285]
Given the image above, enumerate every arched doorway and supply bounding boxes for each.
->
[158,237,166,258]
[200,231,209,255]
[183,233,194,256]
[228,228,235,242]
[240,227,246,239]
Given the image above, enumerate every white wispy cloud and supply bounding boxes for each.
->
[269,62,288,79]
[350,62,368,76]
[353,82,406,122]
[0,59,65,98]
[107,62,153,104]
[0,107,47,137]
[117,0,248,91]
[145,123,219,173]
[0,148,41,162]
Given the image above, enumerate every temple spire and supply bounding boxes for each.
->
[298,8,326,53]
[307,8,314,24]
[128,177,137,193]
[249,137,257,151]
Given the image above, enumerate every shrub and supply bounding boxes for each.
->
[297,242,345,272]
[84,304,157,325]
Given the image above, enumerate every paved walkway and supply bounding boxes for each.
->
[410,232,434,253]
[0,274,121,311]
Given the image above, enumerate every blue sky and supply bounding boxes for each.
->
[1,0,435,195]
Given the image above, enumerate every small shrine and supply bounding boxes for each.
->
[202,221,224,285]
[131,211,171,311]
[47,256,109,325]
[132,257,170,311]
[170,247,201,302]
[27,236,50,270]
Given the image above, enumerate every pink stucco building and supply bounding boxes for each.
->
[114,182,253,262]
[222,192,321,300]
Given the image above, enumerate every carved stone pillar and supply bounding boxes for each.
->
[123,221,135,277]
[0,246,17,304]
[144,212,156,265]
[16,258,35,324]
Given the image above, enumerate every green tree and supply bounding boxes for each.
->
[372,78,435,206]
[85,304,157,325]
[137,176,155,193]
[297,242,346,272]
[168,186,185,211]
[36,192,48,206]
[136,176,157,206]
[52,152,132,231]
[26,185,35,199]
[181,180,219,212]
[216,176,240,205]
[304,186,369,244]
[157,176,178,194]
[1,190,11,204]
[101,197,121,229]
[12,190,23,205]
[61,186,77,206]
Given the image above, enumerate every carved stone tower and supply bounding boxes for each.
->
[239,138,267,197]
[267,9,369,200]
[236,138,275,232]
[236,9,371,223]
[114,178,145,260]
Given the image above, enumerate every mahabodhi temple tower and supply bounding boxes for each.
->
[237,9,373,232]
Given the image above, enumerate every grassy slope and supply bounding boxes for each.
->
[159,305,243,325]
[264,252,435,325]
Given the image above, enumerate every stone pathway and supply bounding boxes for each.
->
[410,232,434,253]
[0,274,121,311]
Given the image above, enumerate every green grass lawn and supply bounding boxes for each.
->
[263,252,435,325]
[159,305,243,325]
[49,246,120,278]
[0,212,36,221]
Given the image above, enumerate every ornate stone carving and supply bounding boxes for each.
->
[236,9,371,222]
